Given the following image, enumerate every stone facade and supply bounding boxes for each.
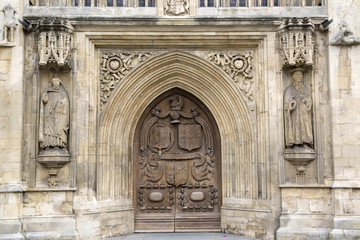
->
[0,0,359,239]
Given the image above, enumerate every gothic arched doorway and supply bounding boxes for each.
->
[134,88,221,232]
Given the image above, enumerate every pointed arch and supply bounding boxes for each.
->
[97,51,255,202]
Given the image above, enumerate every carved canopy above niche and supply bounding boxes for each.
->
[32,18,76,69]
[277,18,316,68]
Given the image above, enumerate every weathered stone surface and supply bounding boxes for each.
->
[0,0,359,239]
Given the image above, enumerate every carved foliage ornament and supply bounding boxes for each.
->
[207,52,254,101]
[36,18,76,67]
[277,18,316,68]
[100,52,152,110]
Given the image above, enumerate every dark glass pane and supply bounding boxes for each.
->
[74,0,79,6]
[199,0,205,7]
[85,0,91,6]
[139,0,145,6]
[94,0,98,6]
[148,0,155,7]
[230,0,236,7]
[208,0,214,7]
[262,0,267,6]
[293,0,299,6]
[116,0,123,6]
[274,0,279,6]
[107,0,113,6]
[240,0,245,6]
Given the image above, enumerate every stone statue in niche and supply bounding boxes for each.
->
[1,5,17,43]
[283,68,315,183]
[39,77,70,155]
[284,68,313,150]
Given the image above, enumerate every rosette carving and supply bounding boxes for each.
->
[99,52,152,110]
[207,52,254,101]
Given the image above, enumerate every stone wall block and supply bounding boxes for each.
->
[0,220,21,234]
[49,192,66,202]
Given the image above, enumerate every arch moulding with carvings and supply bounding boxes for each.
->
[97,51,255,206]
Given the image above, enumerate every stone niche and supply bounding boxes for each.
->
[277,18,321,185]
[282,68,317,185]
[21,16,78,239]
[25,17,77,189]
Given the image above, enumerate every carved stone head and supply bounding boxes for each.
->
[290,68,304,83]
[52,77,62,90]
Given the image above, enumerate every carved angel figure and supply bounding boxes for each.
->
[39,78,69,151]
[284,69,313,149]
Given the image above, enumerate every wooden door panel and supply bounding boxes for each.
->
[134,90,220,232]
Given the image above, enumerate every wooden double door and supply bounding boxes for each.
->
[134,89,221,232]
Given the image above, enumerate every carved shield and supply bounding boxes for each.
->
[175,161,188,187]
[166,161,188,187]
[167,0,187,15]
[178,125,202,151]
[149,124,172,150]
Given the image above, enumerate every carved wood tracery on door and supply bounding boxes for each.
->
[134,89,221,232]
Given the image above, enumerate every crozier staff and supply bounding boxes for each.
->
[284,69,313,148]
[39,78,69,150]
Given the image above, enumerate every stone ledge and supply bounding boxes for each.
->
[0,233,25,240]
[0,42,15,47]
[279,184,332,188]
[23,231,76,240]
[329,229,360,240]
[276,227,331,240]
[332,179,360,188]
[25,187,77,192]
[22,215,78,240]
[0,184,24,193]
[279,214,333,229]
[0,219,22,235]
[80,206,134,215]
[222,206,272,213]
[332,216,360,230]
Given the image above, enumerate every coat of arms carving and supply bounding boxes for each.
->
[178,125,202,151]
[164,0,190,16]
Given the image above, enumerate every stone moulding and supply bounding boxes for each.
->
[99,52,153,111]
[97,51,256,201]
[99,50,255,112]
[207,52,254,101]
[277,18,316,68]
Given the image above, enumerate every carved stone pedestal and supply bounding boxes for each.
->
[37,151,70,187]
[284,146,315,183]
